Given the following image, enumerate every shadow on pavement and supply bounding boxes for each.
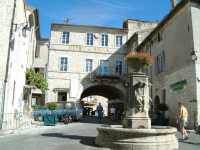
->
[183,141,200,146]
[40,133,101,147]
[80,116,122,125]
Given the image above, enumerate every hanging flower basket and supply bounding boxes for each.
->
[124,52,154,71]
[126,59,146,70]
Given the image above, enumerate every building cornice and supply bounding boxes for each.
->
[51,23,129,33]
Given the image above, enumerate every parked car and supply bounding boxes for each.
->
[33,101,83,122]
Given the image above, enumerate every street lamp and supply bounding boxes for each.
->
[190,48,199,61]
[22,25,30,37]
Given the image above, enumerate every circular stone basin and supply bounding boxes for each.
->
[95,125,178,150]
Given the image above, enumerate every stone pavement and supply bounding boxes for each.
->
[0,116,200,150]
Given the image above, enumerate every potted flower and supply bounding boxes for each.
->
[44,102,58,125]
[124,52,154,71]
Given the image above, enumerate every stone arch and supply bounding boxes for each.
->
[80,84,125,100]
[77,82,125,101]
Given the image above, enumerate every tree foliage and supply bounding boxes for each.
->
[47,102,58,110]
[156,103,169,112]
[26,67,48,94]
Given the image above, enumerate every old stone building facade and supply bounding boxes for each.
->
[47,21,157,105]
[129,0,200,129]
[31,38,49,107]
[0,1,40,130]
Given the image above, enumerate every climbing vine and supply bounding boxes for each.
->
[26,67,48,94]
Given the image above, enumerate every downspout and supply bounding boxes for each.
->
[1,0,17,130]
[150,41,153,109]
[32,12,36,68]
[45,39,51,104]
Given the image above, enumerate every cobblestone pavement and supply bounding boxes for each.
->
[0,116,200,150]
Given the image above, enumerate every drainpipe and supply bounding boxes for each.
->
[150,41,153,109]
[1,0,17,130]
[45,39,51,104]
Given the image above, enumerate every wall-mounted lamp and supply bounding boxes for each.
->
[197,76,200,82]
[190,48,198,61]
[22,25,30,37]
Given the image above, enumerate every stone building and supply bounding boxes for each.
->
[0,1,40,130]
[47,20,157,110]
[31,38,49,107]
[129,0,200,130]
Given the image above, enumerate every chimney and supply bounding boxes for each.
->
[171,0,178,9]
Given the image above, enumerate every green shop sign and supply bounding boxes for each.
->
[170,79,187,91]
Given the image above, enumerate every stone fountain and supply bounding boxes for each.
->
[95,60,178,150]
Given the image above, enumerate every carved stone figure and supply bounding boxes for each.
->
[135,81,145,112]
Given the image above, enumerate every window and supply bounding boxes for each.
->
[102,34,108,46]
[100,60,109,76]
[35,45,40,57]
[86,59,93,72]
[34,68,45,77]
[60,57,68,71]
[162,89,166,104]
[157,32,162,43]
[116,36,122,47]
[155,51,165,75]
[62,32,69,44]
[87,33,93,45]
[58,92,67,101]
[116,61,122,75]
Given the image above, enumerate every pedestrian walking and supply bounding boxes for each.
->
[97,103,103,123]
[110,105,115,121]
[176,102,189,141]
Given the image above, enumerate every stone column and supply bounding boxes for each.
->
[123,72,151,129]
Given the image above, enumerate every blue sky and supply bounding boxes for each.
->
[25,0,174,38]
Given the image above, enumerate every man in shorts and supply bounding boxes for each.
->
[176,102,189,141]
[110,105,115,121]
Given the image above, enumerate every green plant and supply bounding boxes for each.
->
[26,67,48,94]
[156,103,169,112]
[47,102,58,110]
[14,109,18,119]
[31,104,41,111]
[124,52,154,67]
[156,103,169,119]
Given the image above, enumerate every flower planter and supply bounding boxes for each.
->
[126,60,145,71]
[44,114,57,125]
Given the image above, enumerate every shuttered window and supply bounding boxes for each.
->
[155,51,165,75]
[35,45,40,58]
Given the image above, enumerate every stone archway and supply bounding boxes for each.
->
[80,84,125,117]
[80,85,124,100]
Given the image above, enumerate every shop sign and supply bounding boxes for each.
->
[69,46,110,53]
[170,79,187,91]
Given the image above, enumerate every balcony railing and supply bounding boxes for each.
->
[89,72,126,84]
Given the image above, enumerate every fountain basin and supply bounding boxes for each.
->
[95,125,178,150]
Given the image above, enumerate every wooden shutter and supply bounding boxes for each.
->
[29,14,33,28]
[155,56,158,75]
[161,51,165,72]
[35,45,40,58]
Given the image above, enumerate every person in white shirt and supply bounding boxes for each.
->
[110,105,115,121]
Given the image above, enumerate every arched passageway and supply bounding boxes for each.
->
[80,85,124,100]
[80,85,125,118]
